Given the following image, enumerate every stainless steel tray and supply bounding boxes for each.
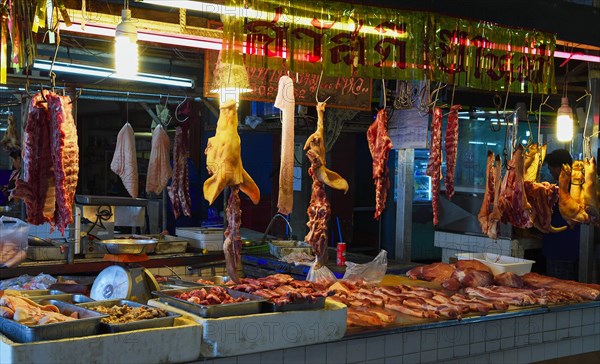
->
[30,294,95,304]
[152,287,265,318]
[96,239,158,255]
[78,299,180,333]
[165,276,231,287]
[0,300,107,343]
[263,295,326,312]
[14,289,65,297]
[75,195,148,206]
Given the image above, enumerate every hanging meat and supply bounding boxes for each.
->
[444,105,461,199]
[1,114,20,152]
[47,92,79,234]
[426,107,443,225]
[304,102,348,266]
[499,145,533,229]
[478,151,495,235]
[558,164,589,227]
[570,160,585,205]
[583,157,599,226]
[523,143,546,182]
[273,75,295,215]
[204,99,260,282]
[523,181,566,233]
[111,123,138,199]
[146,124,172,195]
[169,123,192,219]
[487,155,503,239]
[367,108,393,220]
[12,92,56,226]
[12,91,79,234]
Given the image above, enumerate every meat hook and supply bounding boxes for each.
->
[175,96,190,123]
[315,69,331,104]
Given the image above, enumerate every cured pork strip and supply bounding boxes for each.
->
[274,76,295,215]
[111,123,138,198]
[478,152,495,235]
[304,102,348,266]
[47,93,79,234]
[204,99,260,283]
[487,155,503,238]
[426,107,442,225]
[12,92,55,225]
[146,124,172,195]
[499,145,533,229]
[444,105,461,199]
[170,123,193,219]
[367,108,393,220]
[523,272,600,301]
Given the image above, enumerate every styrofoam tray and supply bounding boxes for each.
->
[456,252,535,275]
[176,227,224,251]
[148,298,347,358]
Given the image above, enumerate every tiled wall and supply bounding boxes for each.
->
[190,305,600,364]
[434,231,513,262]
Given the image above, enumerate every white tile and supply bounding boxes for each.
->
[488,351,503,364]
[557,311,570,329]
[420,329,438,351]
[326,341,347,364]
[503,350,518,364]
[238,353,261,364]
[402,331,421,354]
[556,328,569,340]
[543,330,556,342]
[402,352,419,363]
[582,336,595,353]
[437,327,455,348]
[470,323,485,343]
[485,339,500,353]
[569,310,582,327]
[531,344,546,362]
[595,307,600,324]
[500,337,514,350]
[569,326,582,338]
[261,350,284,364]
[306,344,326,363]
[570,338,583,355]
[345,339,366,363]
[500,318,515,338]
[453,344,469,358]
[283,347,305,364]
[529,331,542,345]
[557,339,570,358]
[455,325,469,346]
[384,355,402,364]
[437,347,453,361]
[420,349,437,363]
[543,313,556,331]
[384,334,403,357]
[470,342,485,355]
[517,346,531,364]
[514,334,528,347]
[529,315,543,334]
[213,357,237,364]
[581,324,595,336]
[366,336,385,360]
[581,308,595,324]
[596,334,600,351]
[515,316,530,336]
[365,359,384,364]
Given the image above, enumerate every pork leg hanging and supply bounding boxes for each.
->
[273,75,295,215]
[367,108,393,220]
[444,105,461,199]
[426,107,442,225]
[304,101,348,266]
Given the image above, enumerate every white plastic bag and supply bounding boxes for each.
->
[342,249,388,285]
[306,259,337,287]
[0,216,29,268]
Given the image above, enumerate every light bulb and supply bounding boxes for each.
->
[115,9,138,76]
[556,97,573,142]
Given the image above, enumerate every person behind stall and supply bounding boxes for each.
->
[541,148,580,281]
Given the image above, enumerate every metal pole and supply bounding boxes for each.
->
[395,149,414,262]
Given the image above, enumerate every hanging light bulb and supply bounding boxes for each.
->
[115,0,138,76]
[556,97,573,142]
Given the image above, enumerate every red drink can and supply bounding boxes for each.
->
[336,242,346,266]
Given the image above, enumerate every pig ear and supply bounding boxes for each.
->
[203,174,227,205]
[319,167,349,194]
[240,169,260,205]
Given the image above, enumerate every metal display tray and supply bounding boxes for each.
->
[30,294,95,304]
[165,276,231,287]
[262,295,326,312]
[75,195,148,206]
[78,299,180,333]
[11,289,65,297]
[152,287,265,318]
[96,239,158,255]
[0,300,107,343]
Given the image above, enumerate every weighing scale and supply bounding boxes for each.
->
[90,239,160,303]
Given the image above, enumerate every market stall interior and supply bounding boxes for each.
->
[1,0,600,362]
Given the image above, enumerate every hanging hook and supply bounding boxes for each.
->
[381,78,386,110]
[175,95,189,123]
[69,88,82,104]
[315,69,331,104]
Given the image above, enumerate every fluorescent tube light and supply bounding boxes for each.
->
[33,60,195,88]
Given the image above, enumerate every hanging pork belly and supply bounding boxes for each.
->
[204,99,260,283]
[111,123,138,199]
[146,124,172,195]
[304,101,348,266]
[273,75,295,215]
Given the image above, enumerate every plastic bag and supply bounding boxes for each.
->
[342,249,388,285]
[0,216,29,268]
[306,259,337,287]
